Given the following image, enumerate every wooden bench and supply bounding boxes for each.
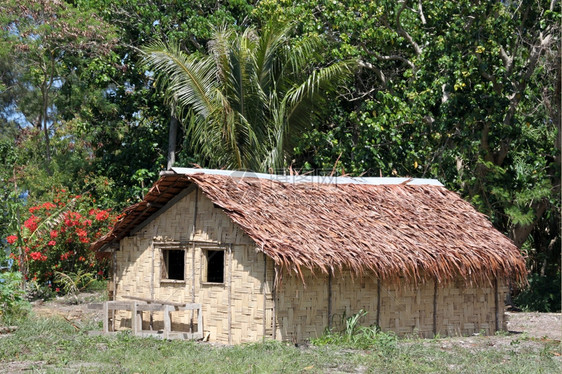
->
[89,296,203,340]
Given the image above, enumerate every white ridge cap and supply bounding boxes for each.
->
[169,167,443,186]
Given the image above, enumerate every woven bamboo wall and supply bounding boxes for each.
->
[114,187,274,344]
[275,270,507,342]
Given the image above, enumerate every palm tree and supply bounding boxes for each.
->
[142,22,355,171]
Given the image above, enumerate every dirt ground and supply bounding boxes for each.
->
[31,292,106,326]
[505,311,561,340]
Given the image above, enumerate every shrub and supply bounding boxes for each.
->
[514,271,561,312]
[5,190,116,294]
[0,271,30,324]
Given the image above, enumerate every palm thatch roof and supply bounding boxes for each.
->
[93,168,527,285]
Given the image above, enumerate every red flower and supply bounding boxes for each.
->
[79,237,89,243]
[50,230,58,239]
[6,235,17,244]
[42,202,56,210]
[79,256,86,261]
[24,215,39,232]
[76,228,87,237]
[48,240,56,246]
[28,206,40,214]
[29,252,42,261]
[55,287,60,292]
[95,210,109,221]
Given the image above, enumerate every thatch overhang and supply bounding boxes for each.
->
[93,168,527,285]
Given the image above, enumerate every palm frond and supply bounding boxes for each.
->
[285,59,357,114]
[142,41,217,118]
[144,24,356,172]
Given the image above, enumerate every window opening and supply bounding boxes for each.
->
[162,249,185,281]
[204,250,224,283]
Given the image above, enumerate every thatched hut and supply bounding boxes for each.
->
[93,168,526,344]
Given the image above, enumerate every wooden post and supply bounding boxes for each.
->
[376,279,381,328]
[150,241,155,330]
[190,189,198,331]
[494,277,499,332]
[327,271,332,329]
[197,305,203,338]
[103,301,109,334]
[272,264,278,340]
[227,244,233,344]
[132,302,138,335]
[163,305,172,340]
[111,250,117,331]
[433,279,438,336]
[262,253,267,340]
[190,242,196,333]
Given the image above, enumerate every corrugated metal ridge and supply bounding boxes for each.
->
[169,167,444,186]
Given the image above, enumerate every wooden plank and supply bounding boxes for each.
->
[88,303,103,310]
[176,303,202,310]
[103,302,109,333]
[106,301,135,310]
[122,295,189,307]
[135,304,166,312]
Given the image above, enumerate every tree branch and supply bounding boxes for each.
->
[396,1,423,56]
[360,43,416,70]
[418,0,427,25]
[358,60,388,89]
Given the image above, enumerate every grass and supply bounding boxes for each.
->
[0,314,560,373]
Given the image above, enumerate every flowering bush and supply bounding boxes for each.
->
[5,190,116,291]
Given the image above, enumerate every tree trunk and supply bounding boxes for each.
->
[511,200,549,248]
[167,114,178,170]
[42,83,52,174]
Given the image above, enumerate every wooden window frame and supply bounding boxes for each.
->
[161,248,186,283]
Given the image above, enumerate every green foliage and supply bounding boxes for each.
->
[514,272,562,312]
[143,20,355,171]
[54,270,96,297]
[312,310,398,352]
[258,0,560,306]
[0,0,118,162]
[0,271,30,324]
